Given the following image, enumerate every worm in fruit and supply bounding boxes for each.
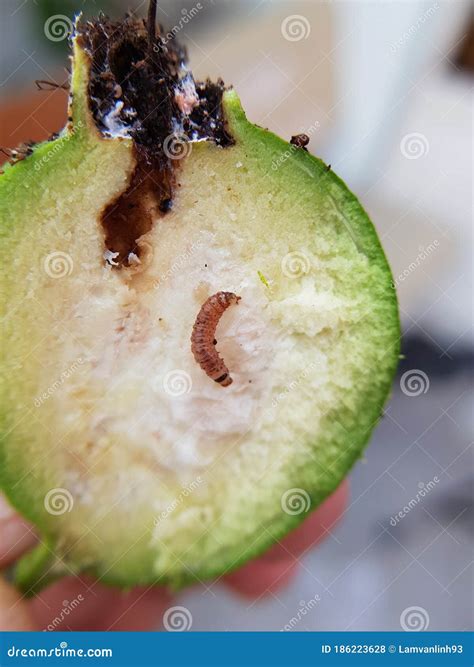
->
[191,291,241,387]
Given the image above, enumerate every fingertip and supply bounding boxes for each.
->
[106,586,174,631]
[223,481,349,599]
[277,479,349,556]
[0,578,37,631]
[0,495,37,568]
[30,576,173,631]
[223,559,299,598]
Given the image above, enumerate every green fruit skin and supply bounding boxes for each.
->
[0,47,400,593]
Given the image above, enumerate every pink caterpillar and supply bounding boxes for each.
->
[191,291,241,387]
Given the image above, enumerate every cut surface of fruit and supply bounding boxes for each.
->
[0,13,399,590]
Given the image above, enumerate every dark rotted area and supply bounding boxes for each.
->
[100,163,173,267]
[190,78,232,146]
[76,13,233,267]
[78,14,180,168]
[77,14,232,168]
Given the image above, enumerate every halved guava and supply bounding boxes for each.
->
[0,11,399,593]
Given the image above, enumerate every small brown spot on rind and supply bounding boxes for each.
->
[290,134,309,150]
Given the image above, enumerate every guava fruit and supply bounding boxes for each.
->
[0,7,400,593]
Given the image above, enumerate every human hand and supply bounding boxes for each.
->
[0,482,347,631]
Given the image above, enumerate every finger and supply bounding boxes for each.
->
[223,480,348,598]
[0,493,172,631]
[0,578,37,631]
[268,480,349,558]
[0,494,37,568]
[29,576,173,631]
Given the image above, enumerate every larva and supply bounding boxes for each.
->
[191,291,241,387]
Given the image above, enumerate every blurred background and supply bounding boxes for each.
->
[1,0,472,631]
